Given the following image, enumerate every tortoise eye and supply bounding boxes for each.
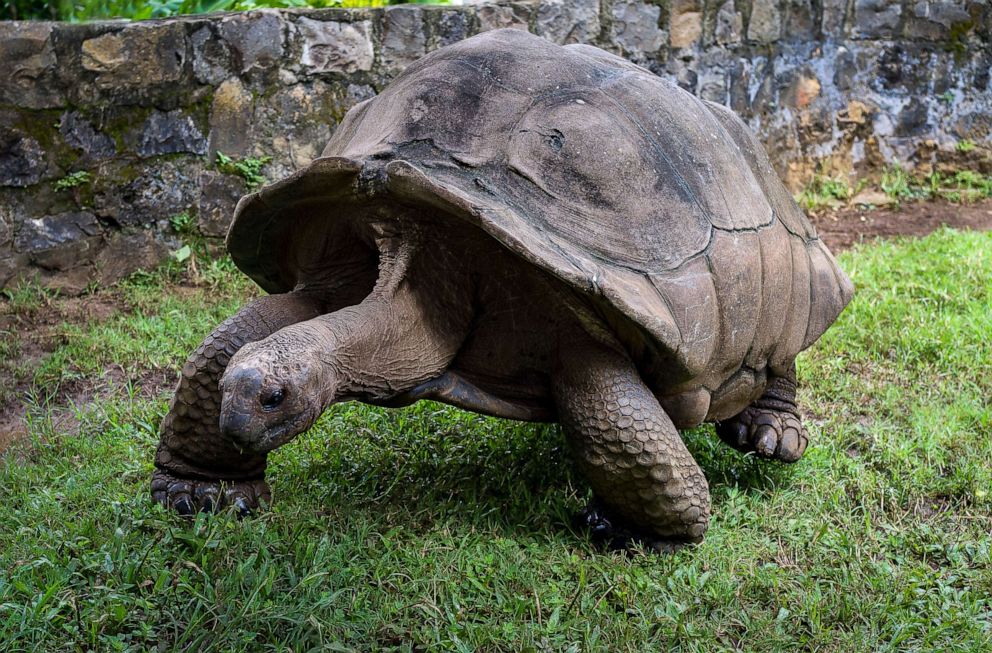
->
[260,388,285,410]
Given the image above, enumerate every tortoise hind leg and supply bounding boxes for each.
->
[553,339,710,552]
[715,363,809,463]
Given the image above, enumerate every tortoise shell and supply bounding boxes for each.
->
[228,29,853,418]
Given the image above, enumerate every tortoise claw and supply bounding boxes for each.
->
[573,502,695,555]
[716,407,809,463]
[174,496,195,516]
[232,496,252,519]
[151,468,270,517]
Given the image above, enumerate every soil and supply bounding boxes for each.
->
[0,292,175,454]
[809,197,992,252]
[1,198,991,455]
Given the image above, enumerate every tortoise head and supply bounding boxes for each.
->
[218,327,333,454]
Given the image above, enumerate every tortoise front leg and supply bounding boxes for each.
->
[553,342,710,552]
[151,293,324,515]
[715,362,809,462]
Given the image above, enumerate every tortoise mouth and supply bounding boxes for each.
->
[237,408,318,454]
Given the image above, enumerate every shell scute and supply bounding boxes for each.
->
[746,220,795,370]
[504,90,712,271]
[704,230,763,382]
[648,257,719,382]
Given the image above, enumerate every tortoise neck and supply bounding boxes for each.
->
[311,250,474,406]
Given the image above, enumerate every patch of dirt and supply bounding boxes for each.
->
[0,291,176,455]
[810,198,992,251]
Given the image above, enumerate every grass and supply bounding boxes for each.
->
[797,167,992,211]
[796,175,856,212]
[879,168,992,205]
[0,281,61,406]
[2,228,992,651]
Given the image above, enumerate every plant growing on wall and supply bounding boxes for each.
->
[53,171,92,191]
[215,152,271,191]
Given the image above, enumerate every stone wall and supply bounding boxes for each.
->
[1,1,990,291]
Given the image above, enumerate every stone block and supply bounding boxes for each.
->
[852,0,902,39]
[191,26,233,85]
[535,0,600,45]
[0,254,30,290]
[94,160,197,228]
[833,47,858,90]
[668,59,699,93]
[14,211,101,254]
[670,0,702,49]
[698,69,727,103]
[59,112,116,161]
[438,10,471,47]
[784,72,822,109]
[822,0,850,36]
[253,81,340,175]
[906,1,973,40]
[29,239,99,278]
[612,0,665,59]
[0,126,47,188]
[382,7,427,73]
[714,1,743,45]
[138,110,207,158]
[208,78,254,159]
[477,3,530,31]
[297,18,374,74]
[785,0,818,39]
[748,0,782,43]
[896,97,929,136]
[0,206,11,248]
[872,44,932,91]
[197,171,246,239]
[0,22,64,109]
[727,59,751,115]
[96,230,169,285]
[219,11,285,74]
[80,22,187,90]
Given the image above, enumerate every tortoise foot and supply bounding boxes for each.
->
[573,503,696,555]
[716,406,808,463]
[151,468,271,517]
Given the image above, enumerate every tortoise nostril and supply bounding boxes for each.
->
[260,388,285,410]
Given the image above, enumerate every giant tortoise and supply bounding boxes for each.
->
[151,29,853,549]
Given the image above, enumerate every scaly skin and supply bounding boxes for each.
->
[715,365,809,462]
[151,293,324,515]
[553,341,711,550]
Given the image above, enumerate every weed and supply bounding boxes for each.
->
[216,151,271,190]
[880,166,915,200]
[1,279,57,313]
[53,170,92,191]
[877,167,992,205]
[796,175,853,211]
[169,211,198,238]
[955,139,976,153]
[198,256,241,290]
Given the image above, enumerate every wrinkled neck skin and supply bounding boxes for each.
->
[310,252,471,406]
[221,220,474,452]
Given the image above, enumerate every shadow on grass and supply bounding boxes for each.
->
[270,401,798,542]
